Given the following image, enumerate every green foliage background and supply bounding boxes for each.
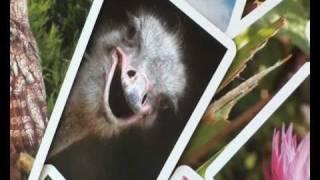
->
[28,0,92,114]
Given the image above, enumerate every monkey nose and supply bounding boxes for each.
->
[127,88,148,108]
[114,47,150,114]
[122,69,150,114]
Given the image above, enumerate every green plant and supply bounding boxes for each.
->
[28,0,91,114]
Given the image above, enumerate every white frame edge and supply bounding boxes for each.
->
[226,0,283,38]
[227,0,247,36]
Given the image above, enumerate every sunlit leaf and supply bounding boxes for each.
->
[258,0,310,53]
[185,59,288,173]
[218,17,285,92]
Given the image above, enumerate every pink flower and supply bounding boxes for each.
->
[263,123,310,180]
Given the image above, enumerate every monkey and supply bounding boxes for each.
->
[49,9,187,157]
[46,3,190,180]
[46,1,227,179]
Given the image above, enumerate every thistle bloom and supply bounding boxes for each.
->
[263,123,310,180]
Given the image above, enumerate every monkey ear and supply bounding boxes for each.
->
[126,11,141,39]
[126,11,140,25]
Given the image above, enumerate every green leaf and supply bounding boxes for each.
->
[258,0,310,53]
[218,17,285,92]
[216,58,288,114]
[180,58,286,165]
[28,0,91,115]
[192,59,288,175]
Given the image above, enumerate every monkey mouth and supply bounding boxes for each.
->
[103,47,151,127]
[108,62,135,118]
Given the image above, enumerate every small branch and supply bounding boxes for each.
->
[181,95,271,167]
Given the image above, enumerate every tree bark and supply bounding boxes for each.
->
[10,0,48,179]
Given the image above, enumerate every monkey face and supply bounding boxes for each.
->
[104,46,152,127]
[100,13,187,130]
[62,12,187,139]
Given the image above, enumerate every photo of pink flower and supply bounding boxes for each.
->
[263,123,310,180]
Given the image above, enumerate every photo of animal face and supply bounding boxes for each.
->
[46,0,227,179]
[90,12,186,130]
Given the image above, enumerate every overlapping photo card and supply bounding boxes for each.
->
[29,0,236,179]
[171,0,310,178]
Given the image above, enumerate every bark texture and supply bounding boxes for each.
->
[10,0,48,179]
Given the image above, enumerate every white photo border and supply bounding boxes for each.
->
[30,0,237,179]
[226,0,283,38]
[183,0,242,33]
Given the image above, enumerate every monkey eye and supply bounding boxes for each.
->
[127,25,137,39]
[127,70,136,78]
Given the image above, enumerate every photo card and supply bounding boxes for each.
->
[171,0,310,177]
[172,62,309,180]
[183,0,283,38]
[30,0,236,179]
[210,76,310,180]
[184,0,238,32]
[205,62,310,179]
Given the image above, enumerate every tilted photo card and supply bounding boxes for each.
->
[205,62,310,179]
[170,0,310,178]
[171,62,309,180]
[183,0,238,32]
[31,0,236,179]
[183,0,283,38]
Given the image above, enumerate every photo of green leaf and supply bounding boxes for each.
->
[178,0,309,179]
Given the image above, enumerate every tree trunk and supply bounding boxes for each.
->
[10,0,48,178]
